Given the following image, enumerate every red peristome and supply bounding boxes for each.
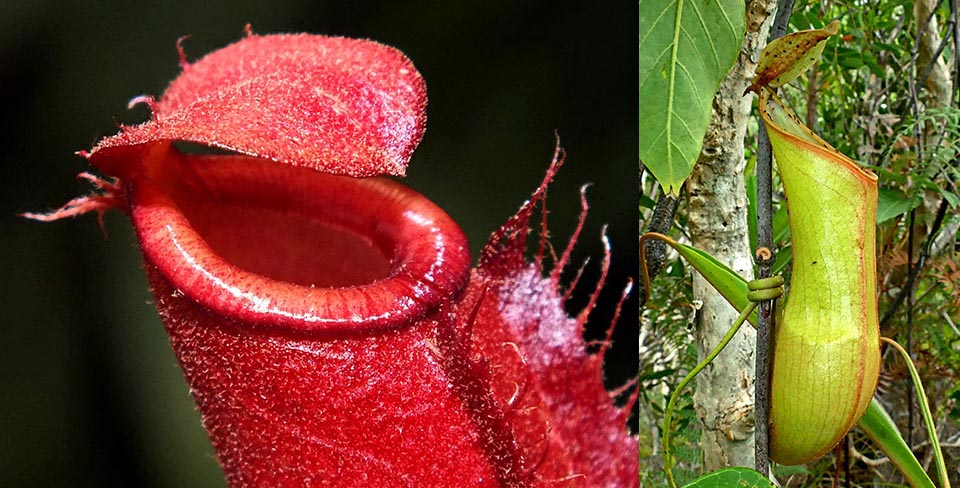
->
[129,144,469,334]
[89,33,426,180]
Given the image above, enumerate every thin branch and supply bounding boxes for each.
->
[754,0,795,476]
[942,311,960,338]
[907,208,916,445]
[919,21,955,89]
[879,196,950,328]
[953,0,959,103]
[639,188,682,306]
[849,439,960,468]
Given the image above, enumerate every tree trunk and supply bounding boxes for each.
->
[915,0,953,110]
[915,0,956,221]
[685,0,776,470]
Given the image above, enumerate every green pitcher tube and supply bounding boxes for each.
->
[759,88,881,465]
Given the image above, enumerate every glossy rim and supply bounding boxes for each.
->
[130,153,471,334]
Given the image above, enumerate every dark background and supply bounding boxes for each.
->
[1,2,638,486]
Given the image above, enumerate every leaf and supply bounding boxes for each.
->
[876,187,921,223]
[771,245,792,276]
[771,464,811,477]
[746,169,758,251]
[681,467,774,488]
[939,187,960,208]
[90,34,427,179]
[880,339,951,485]
[641,233,757,325]
[640,193,658,209]
[639,367,677,382]
[874,41,906,57]
[750,20,839,92]
[639,0,746,195]
[772,203,790,244]
[859,400,936,488]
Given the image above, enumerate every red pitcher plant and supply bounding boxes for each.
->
[26,31,638,487]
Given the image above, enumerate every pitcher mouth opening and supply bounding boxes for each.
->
[128,145,471,335]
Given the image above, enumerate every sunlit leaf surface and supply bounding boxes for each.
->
[639,0,745,195]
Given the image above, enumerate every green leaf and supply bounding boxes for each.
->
[642,233,757,325]
[835,47,864,70]
[949,386,960,421]
[681,467,774,488]
[858,399,936,488]
[639,367,676,382]
[639,0,746,195]
[882,340,951,486]
[876,187,921,223]
[874,41,905,57]
[939,187,960,208]
[640,193,658,209]
[771,245,792,276]
[772,203,790,244]
[771,464,811,478]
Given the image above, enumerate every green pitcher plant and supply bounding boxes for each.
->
[643,23,949,488]
[757,86,880,465]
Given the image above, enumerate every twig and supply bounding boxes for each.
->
[942,311,960,338]
[953,0,959,104]
[879,197,950,328]
[849,440,960,467]
[639,189,682,306]
[805,62,819,131]
[907,208,916,445]
[754,0,795,476]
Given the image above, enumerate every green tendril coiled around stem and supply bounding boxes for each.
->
[661,276,784,488]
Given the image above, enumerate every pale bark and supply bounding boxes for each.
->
[915,0,955,218]
[915,0,953,110]
[685,0,776,470]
